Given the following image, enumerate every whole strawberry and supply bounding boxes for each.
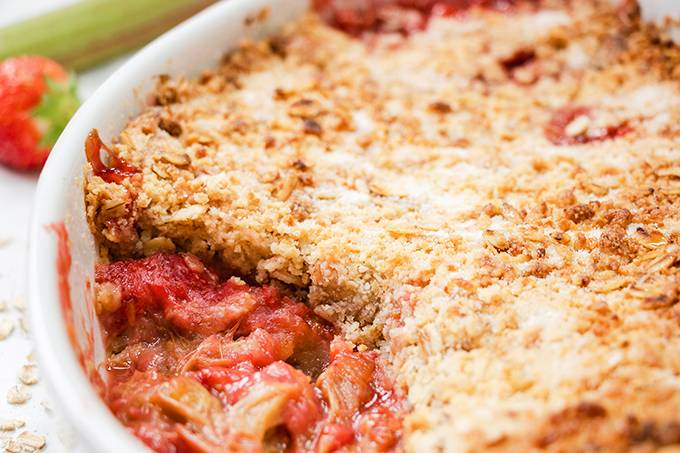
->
[0,56,79,171]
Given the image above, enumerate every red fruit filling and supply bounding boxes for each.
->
[96,252,405,453]
[314,0,539,36]
[85,129,139,184]
[545,106,632,146]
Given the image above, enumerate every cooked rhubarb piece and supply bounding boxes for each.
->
[97,252,405,452]
[151,377,222,425]
[318,348,375,420]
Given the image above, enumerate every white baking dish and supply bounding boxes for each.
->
[27,1,307,451]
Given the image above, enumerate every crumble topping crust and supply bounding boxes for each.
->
[85,1,680,450]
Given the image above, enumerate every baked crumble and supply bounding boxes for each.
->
[85,0,680,451]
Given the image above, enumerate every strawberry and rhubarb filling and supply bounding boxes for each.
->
[95,252,405,453]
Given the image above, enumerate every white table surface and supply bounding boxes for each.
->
[0,1,676,452]
[0,2,129,452]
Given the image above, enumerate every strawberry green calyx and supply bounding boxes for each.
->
[32,75,80,148]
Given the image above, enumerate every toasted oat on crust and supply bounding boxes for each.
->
[85,1,680,451]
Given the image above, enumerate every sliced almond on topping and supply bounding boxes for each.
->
[161,152,191,167]
[151,164,170,179]
[484,230,510,252]
[272,174,298,201]
[591,277,631,294]
[166,205,207,223]
[368,179,393,197]
[642,293,678,310]
[258,170,279,184]
[642,246,679,273]
[655,168,680,179]
[660,187,680,196]
[637,230,668,250]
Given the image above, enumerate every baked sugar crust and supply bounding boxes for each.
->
[85,1,680,450]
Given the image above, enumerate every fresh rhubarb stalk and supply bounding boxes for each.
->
[0,0,218,70]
